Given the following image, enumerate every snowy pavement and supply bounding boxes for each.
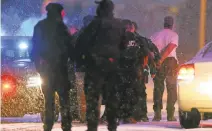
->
[1,108,212,131]
[1,121,212,131]
[1,81,212,130]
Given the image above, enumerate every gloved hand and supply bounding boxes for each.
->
[108,58,114,63]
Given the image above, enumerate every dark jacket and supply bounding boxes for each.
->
[135,32,160,62]
[31,18,74,69]
[119,31,149,69]
[75,16,125,69]
[134,32,160,75]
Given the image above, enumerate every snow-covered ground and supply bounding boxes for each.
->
[1,80,212,130]
[1,109,212,131]
[1,121,212,131]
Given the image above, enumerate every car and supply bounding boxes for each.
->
[177,41,212,129]
[1,36,60,121]
[0,36,105,122]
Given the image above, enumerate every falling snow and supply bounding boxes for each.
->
[1,0,212,131]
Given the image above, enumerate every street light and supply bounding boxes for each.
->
[199,0,207,49]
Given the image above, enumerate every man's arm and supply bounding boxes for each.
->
[159,34,178,64]
[160,44,177,62]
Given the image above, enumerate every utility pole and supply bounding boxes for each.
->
[199,0,207,49]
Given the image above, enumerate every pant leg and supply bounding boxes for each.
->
[119,83,131,120]
[131,78,147,121]
[105,73,119,131]
[165,58,178,113]
[137,67,148,117]
[116,70,131,120]
[56,67,72,131]
[84,72,89,96]
[153,63,166,111]
[40,72,55,131]
[85,71,103,131]
[139,82,147,117]
[57,89,72,131]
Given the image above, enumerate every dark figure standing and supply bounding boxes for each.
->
[30,3,74,131]
[118,20,151,123]
[75,0,125,130]
[150,16,179,121]
[130,21,160,122]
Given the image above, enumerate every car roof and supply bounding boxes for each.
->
[1,36,32,48]
[195,41,212,57]
[186,41,212,64]
[1,36,32,40]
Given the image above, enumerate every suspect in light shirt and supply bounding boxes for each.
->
[150,29,179,61]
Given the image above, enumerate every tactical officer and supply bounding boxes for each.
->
[129,21,160,122]
[31,3,73,131]
[75,15,94,72]
[117,20,150,124]
[75,0,125,130]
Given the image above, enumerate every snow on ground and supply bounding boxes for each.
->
[1,112,212,131]
[1,123,212,131]
[1,80,212,130]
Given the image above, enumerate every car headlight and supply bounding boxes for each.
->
[26,76,42,87]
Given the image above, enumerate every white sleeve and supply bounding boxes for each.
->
[170,34,179,47]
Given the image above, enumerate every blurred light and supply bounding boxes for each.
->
[169,6,178,14]
[17,63,25,67]
[27,76,42,87]
[3,83,10,89]
[0,29,6,36]
[2,82,13,94]
[19,42,28,50]
[178,64,195,81]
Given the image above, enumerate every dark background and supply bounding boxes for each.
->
[1,0,212,64]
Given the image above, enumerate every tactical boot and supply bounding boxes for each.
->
[99,119,108,124]
[140,115,149,122]
[152,110,161,121]
[87,128,97,131]
[43,124,53,131]
[167,110,177,121]
[108,129,117,131]
[119,118,130,124]
[63,129,71,131]
[128,117,137,124]
[62,127,71,131]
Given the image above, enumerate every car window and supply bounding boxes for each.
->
[195,41,212,58]
[202,43,212,58]
[1,38,31,62]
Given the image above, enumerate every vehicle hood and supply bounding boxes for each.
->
[185,55,212,65]
[2,59,37,78]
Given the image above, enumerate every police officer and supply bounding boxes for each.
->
[75,0,125,130]
[75,15,94,72]
[132,21,160,63]
[31,3,73,131]
[117,20,151,124]
[122,21,159,122]
[150,16,179,121]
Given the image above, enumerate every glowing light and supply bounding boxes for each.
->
[17,63,25,67]
[18,42,28,50]
[178,67,195,81]
[0,28,6,36]
[169,6,179,14]
[27,76,42,87]
[3,83,10,89]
